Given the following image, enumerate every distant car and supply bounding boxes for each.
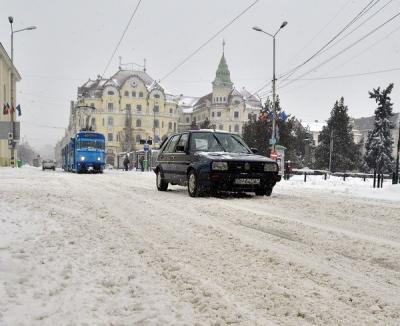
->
[154,130,281,197]
[42,160,56,171]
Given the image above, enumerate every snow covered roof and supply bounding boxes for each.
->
[106,69,154,87]
[301,121,325,133]
[179,96,200,108]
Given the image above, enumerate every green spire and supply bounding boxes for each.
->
[213,53,232,85]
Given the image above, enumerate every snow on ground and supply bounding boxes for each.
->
[1,166,400,325]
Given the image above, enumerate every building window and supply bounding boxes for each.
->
[223,97,226,102]
[170,108,173,114]
[217,112,221,117]
[102,118,105,126]
[219,125,223,130]
[234,100,240,105]
[154,94,160,99]
[139,92,144,98]
[90,103,95,108]
[136,135,141,143]
[234,124,240,133]
[168,122,172,130]
[136,104,142,112]
[153,105,159,113]
[124,91,129,96]
[132,91,136,97]
[229,125,232,132]
[154,119,159,128]
[108,133,113,141]
[212,112,215,117]
[186,117,190,123]
[136,119,141,127]
[91,118,96,128]
[174,122,176,131]
[108,90,114,95]
[107,102,113,112]
[126,104,131,111]
[108,117,114,126]
[234,111,239,118]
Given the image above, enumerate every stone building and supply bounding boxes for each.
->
[177,48,262,133]
[0,42,21,166]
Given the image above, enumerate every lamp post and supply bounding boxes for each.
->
[8,16,37,167]
[395,120,400,184]
[252,21,287,152]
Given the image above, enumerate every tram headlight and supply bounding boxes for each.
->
[97,157,101,161]
[80,156,85,161]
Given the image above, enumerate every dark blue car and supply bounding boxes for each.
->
[154,130,281,197]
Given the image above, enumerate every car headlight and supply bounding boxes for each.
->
[264,163,278,172]
[212,161,228,171]
[80,156,85,161]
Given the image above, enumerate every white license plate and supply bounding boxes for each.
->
[234,178,260,185]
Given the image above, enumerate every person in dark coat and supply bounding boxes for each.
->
[123,155,130,171]
[139,155,144,172]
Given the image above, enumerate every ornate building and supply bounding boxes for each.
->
[57,46,262,166]
[57,69,180,165]
[178,46,262,133]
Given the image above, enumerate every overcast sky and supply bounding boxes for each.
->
[1,0,400,151]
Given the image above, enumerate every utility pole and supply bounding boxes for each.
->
[395,120,400,184]
[329,129,333,173]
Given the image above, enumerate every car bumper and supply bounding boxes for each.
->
[198,171,281,191]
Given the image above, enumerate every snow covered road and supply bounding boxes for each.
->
[1,167,400,325]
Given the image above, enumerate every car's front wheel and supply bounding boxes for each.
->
[255,188,266,196]
[156,169,168,191]
[188,170,202,197]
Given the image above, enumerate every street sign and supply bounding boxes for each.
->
[144,143,150,151]
[270,151,278,160]
[269,138,277,145]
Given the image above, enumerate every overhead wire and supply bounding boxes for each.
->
[159,0,260,82]
[101,0,143,78]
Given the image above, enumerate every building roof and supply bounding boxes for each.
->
[0,42,21,80]
[301,120,325,133]
[213,53,232,87]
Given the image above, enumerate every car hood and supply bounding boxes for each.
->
[196,152,276,163]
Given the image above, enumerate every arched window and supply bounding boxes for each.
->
[136,135,141,143]
[136,119,141,127]
[234,124,240,133]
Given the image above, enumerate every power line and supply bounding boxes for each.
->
[22,121,66,130]
[101,0,143,78]
[285,67,400,81]
[250,0,382,97]
[159,0,260,82]
[276,10,400,92]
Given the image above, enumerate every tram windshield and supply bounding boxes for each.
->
[77,140,105,150]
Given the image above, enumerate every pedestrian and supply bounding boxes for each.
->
[123,155,130,171]
[139,155,144,172]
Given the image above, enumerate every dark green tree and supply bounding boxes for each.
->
[364,83,395,173]
[315,97,361,172]
[200,117,215,129]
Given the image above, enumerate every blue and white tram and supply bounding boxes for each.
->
[62,131,105,173]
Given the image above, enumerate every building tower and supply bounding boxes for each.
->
[212,40,233,104]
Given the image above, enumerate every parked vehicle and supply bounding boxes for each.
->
[42,159,56,171]
[61,131,105,173]
[154,130,281,197]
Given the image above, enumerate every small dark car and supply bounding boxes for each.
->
[154,130,281,197]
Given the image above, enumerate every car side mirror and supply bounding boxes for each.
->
[175,145,185,152]
[251,147,259,154]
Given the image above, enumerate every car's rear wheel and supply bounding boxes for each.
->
[156,169,168,191]
[265,186,273,196]
[188,170,202,197]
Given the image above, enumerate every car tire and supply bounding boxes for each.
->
[265,187,273,196]
[156,169,168,191]
[188,170,202,197]
[255,188,266,196]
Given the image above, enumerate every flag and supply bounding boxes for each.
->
[279,111,288,121]
[16,104,21,116]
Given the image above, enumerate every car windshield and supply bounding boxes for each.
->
[189,132,251,153]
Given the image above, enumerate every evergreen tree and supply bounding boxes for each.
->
[315,97,361,172]
[242,95,308,165]
[364,83,395,173]
[200,117,215,129]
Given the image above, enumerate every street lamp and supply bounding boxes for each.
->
[252,21,287,152]
[8,16,37,167]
